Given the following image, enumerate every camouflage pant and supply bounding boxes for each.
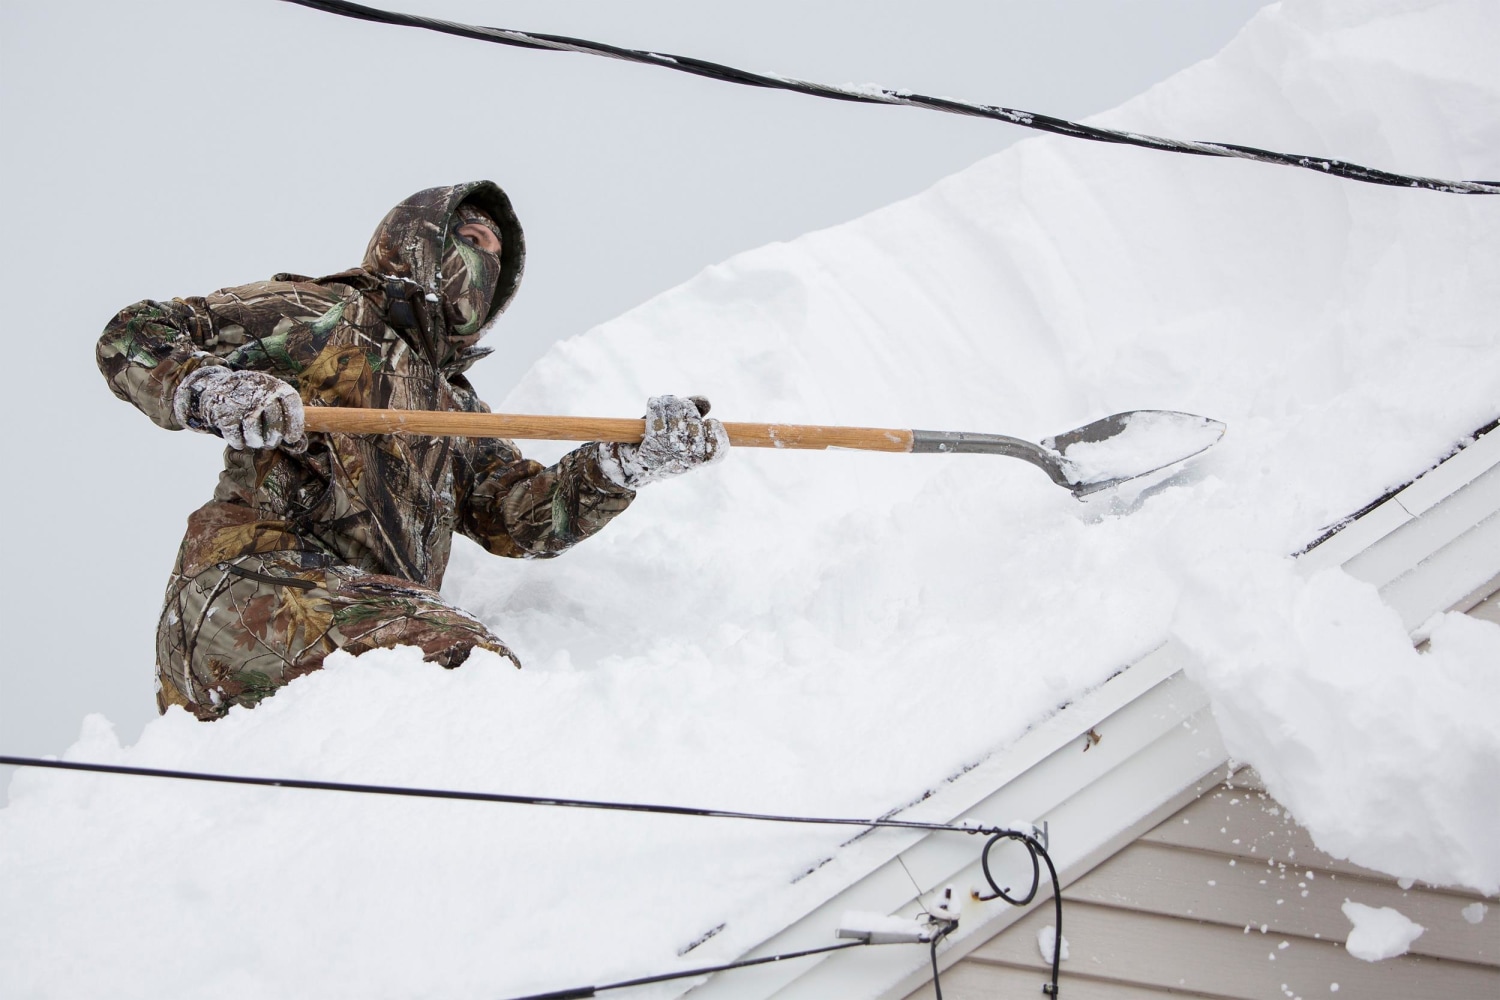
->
[156,550,517,720]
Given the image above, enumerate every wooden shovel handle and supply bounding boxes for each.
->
[301,406,914,453]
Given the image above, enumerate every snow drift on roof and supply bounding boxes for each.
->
[3,1,1498,997]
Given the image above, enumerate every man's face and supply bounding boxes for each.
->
[441,203,504,345]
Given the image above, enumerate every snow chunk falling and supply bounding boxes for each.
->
[1037,925,1070,963]
[1341,900,1425,962]
[1461,902,1488,925]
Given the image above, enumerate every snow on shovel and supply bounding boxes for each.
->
[303,407,1224,497]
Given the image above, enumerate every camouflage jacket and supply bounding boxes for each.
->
[97,182,635,590]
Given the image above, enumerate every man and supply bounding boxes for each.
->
[98,181,726,720]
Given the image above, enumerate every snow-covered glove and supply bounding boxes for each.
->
[598,395,729,488]
[173,366,306,451]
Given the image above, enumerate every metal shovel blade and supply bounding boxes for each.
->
[910,410,1225,497]
[1045,410,1225,495]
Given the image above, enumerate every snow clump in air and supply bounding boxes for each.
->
[1037,925,1070,963]
[1340,900,1425,962]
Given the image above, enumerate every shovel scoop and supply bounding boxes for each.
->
[303,407,1224,498]
[911,410,1226,496]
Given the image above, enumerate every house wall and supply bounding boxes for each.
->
[901,769,1499,1000]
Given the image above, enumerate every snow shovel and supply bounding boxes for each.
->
[302,407,1224,497]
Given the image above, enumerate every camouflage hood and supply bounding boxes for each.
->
[362,181,527,361]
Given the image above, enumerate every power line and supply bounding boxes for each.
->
[0,755,979,835]
[277,0,1499,195]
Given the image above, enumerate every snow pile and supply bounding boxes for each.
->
[1,649,859,999]
[1175,564,1500,891]
[5,1,1500,997]
[1340,900,1425,961]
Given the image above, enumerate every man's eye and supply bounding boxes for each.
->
[453,223,500,254]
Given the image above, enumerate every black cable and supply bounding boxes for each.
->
[975,830,1065,996]
[501,939,867,1000]
[275,0,1498,195]
[927,917,959,1000]
[0,755,982,837]
[1,754,1060,997]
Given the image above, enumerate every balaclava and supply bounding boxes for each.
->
[441,203,504,348]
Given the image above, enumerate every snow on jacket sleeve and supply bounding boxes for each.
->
[455,430,636,559]
[97,280,333,431]
[96,297,225,430]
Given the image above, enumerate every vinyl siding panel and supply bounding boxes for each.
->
[901,959,1218,1000]
[962,900,1497,1000]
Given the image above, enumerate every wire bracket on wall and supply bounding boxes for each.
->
[277,0,1499,195]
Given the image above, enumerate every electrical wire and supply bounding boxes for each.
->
[975,829,1066,996]
[275,0,1498,196]
[2,754,1061,997]
[500,940,868,1000]
[0,755,984,836]
[927,916,960,1000]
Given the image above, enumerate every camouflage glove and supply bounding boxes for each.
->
[599,395,729,488]
[173,366,306,451]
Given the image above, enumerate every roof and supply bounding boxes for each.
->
[690,422,1500,998]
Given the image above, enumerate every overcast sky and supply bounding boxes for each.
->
[0,0,1266,761]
